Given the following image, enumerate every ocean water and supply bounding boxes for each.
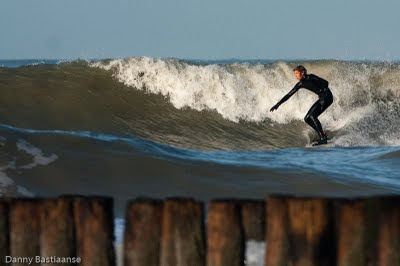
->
[1,57,399,205]
[1,57,400,265]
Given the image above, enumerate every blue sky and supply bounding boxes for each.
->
[1,0,399,60]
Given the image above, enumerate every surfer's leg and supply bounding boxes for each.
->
[305,92,333,140]
[304,101,325,139]
[318,90,333,115]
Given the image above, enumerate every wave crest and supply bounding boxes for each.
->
[93,58,400,146]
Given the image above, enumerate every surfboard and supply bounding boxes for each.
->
[311,140,332,146]
[308,130,335,147]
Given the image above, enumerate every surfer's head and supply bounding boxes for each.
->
[293,65,307,80]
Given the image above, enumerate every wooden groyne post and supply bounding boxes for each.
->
[240,200,265,241]
[265,196,288,266]
[124,198,163,266]
[377,197,400,266]
[207,200,244,266]
[10,199,41,266]
[160,198,205,266]
[39,198,75,266]
[73,196,115,266]
[265,196,335,266]
[0,200,9,266]
[335,198,378,266]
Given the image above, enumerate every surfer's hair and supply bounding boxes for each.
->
[293,65,307,74]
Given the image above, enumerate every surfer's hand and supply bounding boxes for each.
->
[270,104,279,112]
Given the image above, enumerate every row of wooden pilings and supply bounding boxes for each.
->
[0,195,400,266]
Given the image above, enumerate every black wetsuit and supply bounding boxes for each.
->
[274,74,333,139]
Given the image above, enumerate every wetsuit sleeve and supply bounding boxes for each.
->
[276,82,301,106]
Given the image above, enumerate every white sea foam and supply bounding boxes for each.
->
[0,162,34,197]
[0,138,57,196]
[0,166,15,187]
[93,58,400,146]
[114,218,125,266]
[16,139,58,169]
[245,240,265,266]
[16,186,35,197]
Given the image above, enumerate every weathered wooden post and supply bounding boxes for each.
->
[265,196,335,266]
[265,196,289,266]
[160,198,205,266]
[0,200,9,266]
[335,198,378,266]
[39,198,75,266]
[9,199,41,266]
[124,198,163,266]
[73,196,115,266]
[240,200,265,241]
[377,197,400,266]
[207,200,244,266]
[287,197,335,266]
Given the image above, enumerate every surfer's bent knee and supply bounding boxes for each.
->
[304,113,312,123]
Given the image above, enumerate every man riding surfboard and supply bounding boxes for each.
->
[270,65,333,145]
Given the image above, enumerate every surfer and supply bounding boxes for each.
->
[270,65,333,145]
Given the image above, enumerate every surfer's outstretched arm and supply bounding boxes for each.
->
[270,83,301,112]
